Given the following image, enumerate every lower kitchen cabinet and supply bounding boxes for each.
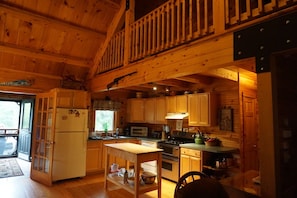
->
[86,141,103,174]
[180,148,202,178]
[86,138,140,174]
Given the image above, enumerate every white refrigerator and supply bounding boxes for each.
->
[52,108,88,181]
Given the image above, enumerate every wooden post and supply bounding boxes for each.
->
[124,0,135,66]
[212,0,226,34]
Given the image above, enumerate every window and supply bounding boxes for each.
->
[94,110,115,132]
[0,101,20,130]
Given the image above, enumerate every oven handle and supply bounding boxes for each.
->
[162,155,179,162]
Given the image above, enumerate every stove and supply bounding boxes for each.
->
[157,131,195,182]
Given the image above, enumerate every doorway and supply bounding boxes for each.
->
[0,99,34,161]
[242,94,259,172]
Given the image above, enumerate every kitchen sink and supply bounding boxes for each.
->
[89,136,129,140]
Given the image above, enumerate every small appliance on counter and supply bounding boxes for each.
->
[130,126,148,137]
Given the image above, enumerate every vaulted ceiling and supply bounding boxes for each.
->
[0,0,122,93]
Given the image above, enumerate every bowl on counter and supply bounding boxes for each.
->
[127,177,135,185]
[141,171,156,184]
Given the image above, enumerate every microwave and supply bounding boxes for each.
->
[130,126,148,137]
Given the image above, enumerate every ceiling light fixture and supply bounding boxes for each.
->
[153,86,157,91]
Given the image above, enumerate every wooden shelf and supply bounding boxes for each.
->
[107,173,159,194]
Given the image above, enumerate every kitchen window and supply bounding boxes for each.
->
[94,110,114,132]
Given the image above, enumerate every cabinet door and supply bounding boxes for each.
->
[180,154,190,177]
[197,93,210,126]
[144,98,155,123]
[56,90,73,108]
[166,96,176,113]
[86,141,102,173]
[128,99,145,123]
[176,95,188,112]
[72,91,89,108]
[188,93,217,126]
[155,97,166,124]
[190,156,202,172]
[188,94,199,126]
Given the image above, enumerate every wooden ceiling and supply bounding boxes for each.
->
[0,0,257,95]
[0,0,121,94]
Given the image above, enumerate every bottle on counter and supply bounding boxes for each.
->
[124,170,128,184]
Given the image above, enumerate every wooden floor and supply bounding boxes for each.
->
[0,158,176,198]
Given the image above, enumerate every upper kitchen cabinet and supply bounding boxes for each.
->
[53,88,90,109]
[127,98,145,123]
[144,97,167,124]
[128,97,166,124]
[166,95,188,113]
[154,97,167,124]
[188,93,218,126]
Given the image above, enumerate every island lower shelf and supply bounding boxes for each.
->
[107,173,159,194]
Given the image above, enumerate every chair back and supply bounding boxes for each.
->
[174,171,229,198]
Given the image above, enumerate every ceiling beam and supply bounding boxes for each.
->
[175,75,214,85]
[0,67,62,80]
[0,3,106,38]
[204,68,239,81]
[0,42,91,68]
[155,79,192,88]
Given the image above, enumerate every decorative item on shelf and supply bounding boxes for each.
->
[195,132,204,144]
[141,171,156,184]
[205,138,221,146]
[219,107,233,131]
[136,92,142,98]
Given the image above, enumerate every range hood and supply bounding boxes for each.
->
[165,112,189,119]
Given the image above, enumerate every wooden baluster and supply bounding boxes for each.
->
[188,0,193,40]
[171,0,175,46]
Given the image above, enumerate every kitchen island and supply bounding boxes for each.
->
[104,143,163,198]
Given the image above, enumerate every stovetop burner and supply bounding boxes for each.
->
[160,131,195,146]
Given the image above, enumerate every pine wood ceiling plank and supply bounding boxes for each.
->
[0,42,91,67]
[1,14,19,43]
[0,3,106,38]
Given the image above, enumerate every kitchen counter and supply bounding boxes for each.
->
[88,136,136,141]
[88,136,162,142]
[179,143,238,153]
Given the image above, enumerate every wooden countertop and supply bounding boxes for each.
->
[179,143,238,153]
[105,142,163,154]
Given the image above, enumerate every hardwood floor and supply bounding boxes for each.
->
[0,158,176,198]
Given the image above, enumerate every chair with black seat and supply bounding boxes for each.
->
[174,171,229,198]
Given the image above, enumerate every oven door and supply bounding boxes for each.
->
[161,154,179,182]
[158,143,179,157]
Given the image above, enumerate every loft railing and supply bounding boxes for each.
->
[225,0,297,27]
[97,0,297,74]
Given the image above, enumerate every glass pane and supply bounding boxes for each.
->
[0,101,20,129]
[22,102,32,129]
[95,110,115,131]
